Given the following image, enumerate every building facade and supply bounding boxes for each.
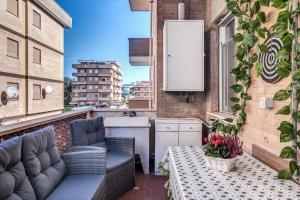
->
[130,80,150,98]
[72,60,122,107]
[0,0,71,124]
[129,0,299,171]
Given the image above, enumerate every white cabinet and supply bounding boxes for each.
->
[155,118,202,175]
[163,20,205,91]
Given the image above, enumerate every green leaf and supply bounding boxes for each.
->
[280,146,295,159]
[292,111,300,122]
[231,104,241,112]
[233,33,244,42]
[224,118,234,123]
[273,89,290,101]
[253,1,260,14]
[297,130,300,137]
[230,97,240,103]
[258,0,270,6]
[293,70,300,80]
[276,49,289,60]
[256,63,263,77]
[276,105,290,115]
[297,142,300,149]
[277,170,292,180]
[289,160,298,175]
[277,121,293,142]
[257,28,267,38]
[231,84,243,93]
[250,54,258,63]
[257,12,267,23]
[277,10,290,23]
[259,44,269,53]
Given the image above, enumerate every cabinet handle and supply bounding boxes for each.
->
[166,126,170,129]
[190,127,193,130]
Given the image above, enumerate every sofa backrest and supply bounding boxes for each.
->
[22,126,65,200]
[0,137,37,200]
[70,116,105,146]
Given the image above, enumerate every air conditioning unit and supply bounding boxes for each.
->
[163,20,205,91]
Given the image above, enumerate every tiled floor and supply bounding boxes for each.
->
[119,165,168,200]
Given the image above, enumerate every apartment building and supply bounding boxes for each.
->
[130,81,150,98]
[0,0,71,124]
[72,60,122,107]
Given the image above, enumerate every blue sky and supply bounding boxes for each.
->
[56,0,150,84]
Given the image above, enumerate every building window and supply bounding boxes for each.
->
[7,0,18,16]
[33,84,41,100]
[219,14,236,113]
[7,82,19,100]
[33,47,41,64]
[33,10,41,29]
[7,38,19,58]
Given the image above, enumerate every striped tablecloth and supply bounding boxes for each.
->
[161,146,299,200]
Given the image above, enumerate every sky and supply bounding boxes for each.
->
[56,0,150,84]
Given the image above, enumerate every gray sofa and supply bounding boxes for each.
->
[70,116,135,200]
[0,126,106,200]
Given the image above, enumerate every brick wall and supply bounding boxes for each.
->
[0,112,88,153]
[155,0,207,118]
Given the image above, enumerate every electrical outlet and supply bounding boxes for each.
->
[259,97,274,109]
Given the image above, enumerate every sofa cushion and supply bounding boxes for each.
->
[22,126,65,200]
[106,152,132,172]
[70,117,105,146]
[90,142,106,148]
[45,175,105,200]
[0,137,36,200]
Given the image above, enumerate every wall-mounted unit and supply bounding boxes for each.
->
[163,20,204,91]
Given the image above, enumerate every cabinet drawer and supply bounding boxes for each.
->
[156,123,178,132]
[179,123,202,132]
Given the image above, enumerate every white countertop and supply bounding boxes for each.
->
[104,116,151,127]
[155,118,203,124]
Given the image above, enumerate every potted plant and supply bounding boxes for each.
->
[203,134,243,172]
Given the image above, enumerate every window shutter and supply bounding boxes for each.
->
[33,85,41,100]
[7,38,19,58]
[7,0,18,16]
[33,10,41,28]
[33,47,41,64]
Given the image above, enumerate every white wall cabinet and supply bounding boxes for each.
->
[155,118,202,175]
[163,20,205,91]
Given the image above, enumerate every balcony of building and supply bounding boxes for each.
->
[129,38,150,66]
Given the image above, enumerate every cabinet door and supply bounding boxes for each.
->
[155,131,178,175]
[179,131,202,146]
[164,20,204,91]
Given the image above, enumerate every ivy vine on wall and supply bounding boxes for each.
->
[213,0,299,181]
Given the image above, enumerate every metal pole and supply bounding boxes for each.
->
[291,0,299,180]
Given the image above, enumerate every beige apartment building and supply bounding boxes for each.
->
[72,61,122,107]
[0,0,71,124]
[130,80,150,98]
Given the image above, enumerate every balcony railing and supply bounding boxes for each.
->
[72,72,86,77]
[73,81,87,85]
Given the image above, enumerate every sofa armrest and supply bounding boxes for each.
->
[105,137,135,156]
[70,146,103,152]
[62,148,106,175]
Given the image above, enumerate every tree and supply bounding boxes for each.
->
[64,77,73,107]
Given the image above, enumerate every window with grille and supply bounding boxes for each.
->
[33,84,41,100]
[7,0,18,16]
[219,15,236,113]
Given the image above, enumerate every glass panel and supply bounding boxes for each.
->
[7,82,19,100]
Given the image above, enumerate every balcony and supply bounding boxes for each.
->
[73,88,87,93]
[72,72,86,77]
[129,0,150,11]
[72,97,87,101]
[72,81,86,85]
[129,38,150,66]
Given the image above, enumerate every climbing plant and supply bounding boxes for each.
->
[212,0,300,181]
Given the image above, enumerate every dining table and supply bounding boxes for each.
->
[160,146,299,200]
